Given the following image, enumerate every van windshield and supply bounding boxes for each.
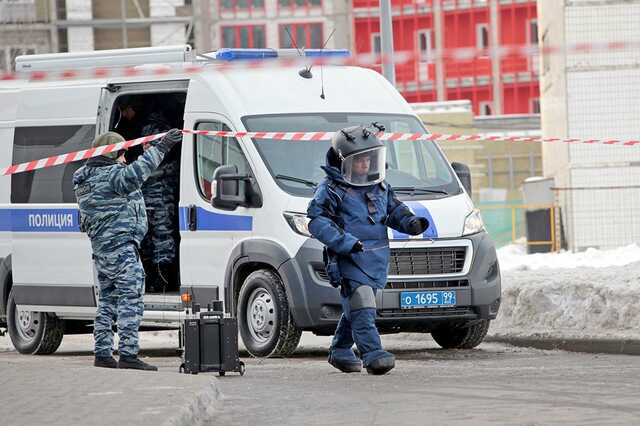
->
[242,113,461,197]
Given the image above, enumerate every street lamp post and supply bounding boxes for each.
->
[379,0,396,85]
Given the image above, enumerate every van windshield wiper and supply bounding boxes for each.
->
[393,186,449,195]
[275,174,318,188]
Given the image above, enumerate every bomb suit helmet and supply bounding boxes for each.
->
[331,125,386,186]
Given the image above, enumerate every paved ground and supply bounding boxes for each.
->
[1,331,640,425]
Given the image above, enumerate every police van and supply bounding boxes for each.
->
[0,45,501,357]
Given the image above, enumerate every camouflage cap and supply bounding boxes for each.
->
[92,132,125,159]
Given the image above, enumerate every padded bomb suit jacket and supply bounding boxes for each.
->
[307,161,420,289]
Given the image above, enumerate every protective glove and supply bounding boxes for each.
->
[155,128,183,154]
[406,217,429,235]
[350,240,364,253]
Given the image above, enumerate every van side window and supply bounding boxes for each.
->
[195,121,250,200]
[11,125,95,203]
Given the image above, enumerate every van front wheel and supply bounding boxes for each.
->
[431,320,490,349]
[6,288,64,354]
[238,269,302,358]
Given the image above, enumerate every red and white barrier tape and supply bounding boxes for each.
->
[2,40,640,83]
[3,129,639,176]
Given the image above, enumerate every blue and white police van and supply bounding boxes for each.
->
[0,45,500,357]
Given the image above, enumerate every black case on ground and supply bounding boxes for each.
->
[180,304,245,376]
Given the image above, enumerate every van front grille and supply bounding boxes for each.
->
[389,246,466,276]
[313,246,467,281]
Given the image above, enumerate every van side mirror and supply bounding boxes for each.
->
[451,162,472,197]
[211,165,249,211]
[211,165,263,210]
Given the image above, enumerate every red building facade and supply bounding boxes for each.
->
[352,0,539,115]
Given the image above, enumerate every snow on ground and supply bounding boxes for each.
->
[497,243,640,272]
[491,244,640,340]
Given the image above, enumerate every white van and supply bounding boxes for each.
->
[0,46,501,357]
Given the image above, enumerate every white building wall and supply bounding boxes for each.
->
[150,0,186,46]
[65,0,94,51]
[539,0,640,250]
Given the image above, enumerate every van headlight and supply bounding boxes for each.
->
[283,212,312,237]
[462,209,485,236]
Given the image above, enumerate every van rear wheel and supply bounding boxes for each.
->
[431,320,490,349]
[238,269,302,358]
[6,288,64,354]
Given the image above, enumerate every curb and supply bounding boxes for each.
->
[487,336,640,355]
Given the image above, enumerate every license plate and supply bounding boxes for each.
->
[400,291,457,309]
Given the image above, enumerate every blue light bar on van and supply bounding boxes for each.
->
[214,48,351,61]
[302,49,351,58]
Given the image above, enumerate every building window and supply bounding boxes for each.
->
[531,98,540,114]
[479,101,493,116]
[279,23,323,49]
[371,33,381,54]
[220,0,265,11]
[417,30,433,62]
[529,19,538,45]
[476,23,490,50]
[279,0,321,7]
[221,25,266,48]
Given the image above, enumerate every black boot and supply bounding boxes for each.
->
[118,356,158,371]
[94,355,118,369]
[328,353,362,373]
[366,354,395,375]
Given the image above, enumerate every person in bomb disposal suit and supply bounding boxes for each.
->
[73,130,182,370]
[307,125,429,375]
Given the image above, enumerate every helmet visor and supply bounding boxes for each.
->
[341,147,386,186]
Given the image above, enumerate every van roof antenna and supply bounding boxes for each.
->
[298,28,336,83]
[285,27,304,57]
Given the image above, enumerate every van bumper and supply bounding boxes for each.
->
[279,231,501,334]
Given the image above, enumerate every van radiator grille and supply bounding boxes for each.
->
[389,247,466,276]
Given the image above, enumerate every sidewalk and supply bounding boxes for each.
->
[0,348,220,426]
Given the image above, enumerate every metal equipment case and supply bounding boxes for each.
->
[180,302,245,376]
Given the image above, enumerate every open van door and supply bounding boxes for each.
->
[95,80,189,319]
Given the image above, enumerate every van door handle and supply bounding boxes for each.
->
[187,204,197,231]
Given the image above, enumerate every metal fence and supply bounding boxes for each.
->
[552,185,640,252]
[479,202,559,251]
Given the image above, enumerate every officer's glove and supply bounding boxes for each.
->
[155,128,183,154]
[351,240,364,253]
[406,217,429,235]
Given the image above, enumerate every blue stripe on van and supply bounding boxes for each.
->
[179,206,252,232]
[0,208,80,232]
[0,207,251,233]
[391,201,438,240]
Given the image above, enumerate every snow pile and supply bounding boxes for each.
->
[490,244,640,340]
[497,243,640,272]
